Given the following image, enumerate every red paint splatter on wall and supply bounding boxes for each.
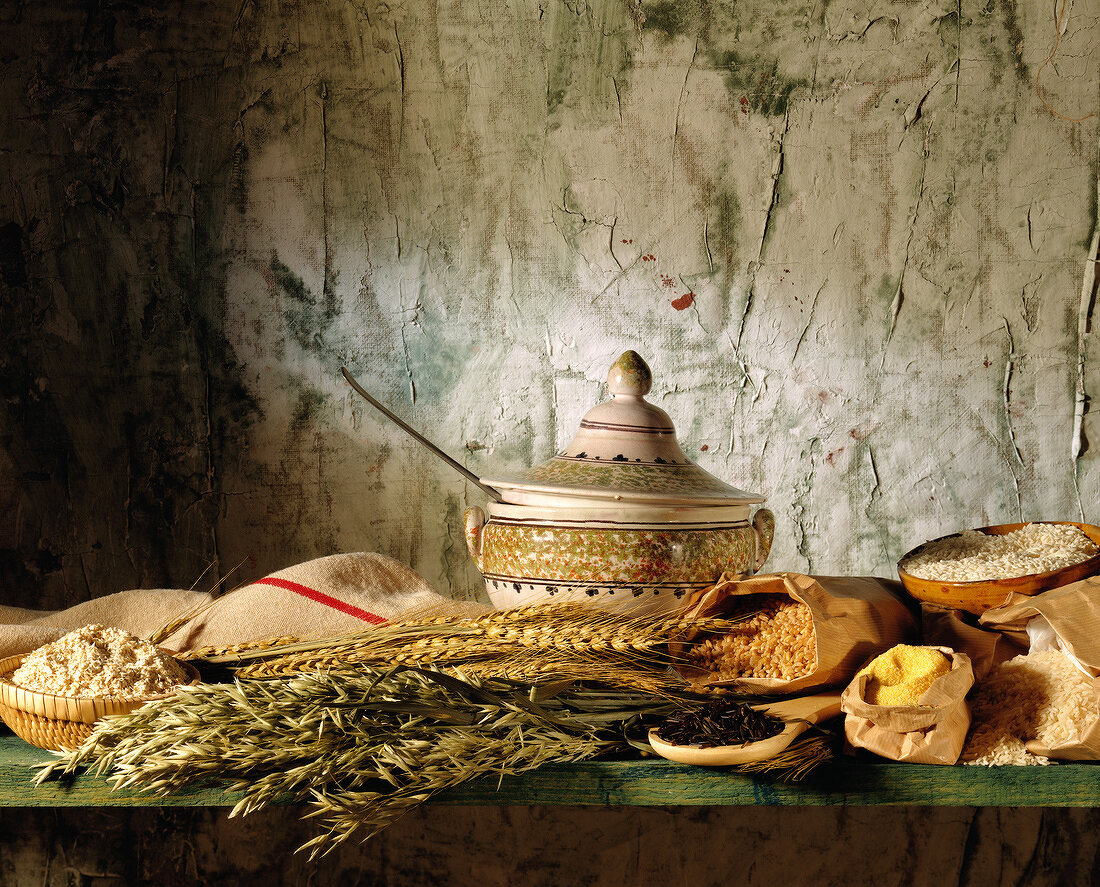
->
[671,292,695,310]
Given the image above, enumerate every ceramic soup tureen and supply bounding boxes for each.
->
[463,351,774,614]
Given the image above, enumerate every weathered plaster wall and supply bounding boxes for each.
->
[3,0,1098,607]
[0,0,1098,882]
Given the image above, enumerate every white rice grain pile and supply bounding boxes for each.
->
[901,523,1098,582]
[961,649,1098,766]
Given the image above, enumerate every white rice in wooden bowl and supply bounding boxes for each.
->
[961,649,1098,766]
[901,523,1098,583]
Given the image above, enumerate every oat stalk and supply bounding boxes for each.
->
[733,730,834,780]
[37,666,679,857]
[147,558,251,646]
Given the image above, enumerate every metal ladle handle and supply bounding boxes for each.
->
[340,367,503,503]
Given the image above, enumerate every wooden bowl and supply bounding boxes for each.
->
[0,653,200,751]
[647,693,842,766]
[897,521,1100,615]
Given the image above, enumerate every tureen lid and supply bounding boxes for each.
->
[482,351,765,507]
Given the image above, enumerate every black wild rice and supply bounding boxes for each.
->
[655,700,783,748]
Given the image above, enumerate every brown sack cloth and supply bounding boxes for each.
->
[841,648,974,765]
[673,573,917,695]
[0,553,481,658]
[978,577,1100,760]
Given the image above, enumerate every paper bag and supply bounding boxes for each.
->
[979,577,1100,673]
[672,573,917,695]
[978,577,1100,760]
[841,647,974,764]
[920,603,1023,681]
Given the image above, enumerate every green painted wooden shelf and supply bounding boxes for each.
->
[2,734,1100,808]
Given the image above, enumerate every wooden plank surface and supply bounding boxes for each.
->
[446,758,1100,807]
[0,735,245,807]
[3,734,1100,809]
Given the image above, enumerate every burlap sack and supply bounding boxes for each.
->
[978,577,1100,760]
[672,573,917,695]
[840,647,974,764]
[0,552,484,658]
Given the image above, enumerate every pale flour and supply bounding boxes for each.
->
[12,624,188,699]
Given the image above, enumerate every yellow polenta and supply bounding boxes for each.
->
[858,645,951,706]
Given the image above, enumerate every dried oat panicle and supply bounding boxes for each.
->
[37,665,680,857]
[193,601,741,696]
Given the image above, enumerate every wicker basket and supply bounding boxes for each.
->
[0,653,200,751]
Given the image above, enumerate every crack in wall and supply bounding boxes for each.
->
[735,110,789,354]
[793,281,825,361]
[1071,144,1100,518]
[394,20,406,148]
[1001,316,1023,519]
[866,444,882,517]
[397,281,420,403]
[756,106,790,266]
[318,79,332,304]
[791,437,823,570]
[953,0,961,129]
[968,401,1022,521]
[670,38,698,189]
[884,120,933,366]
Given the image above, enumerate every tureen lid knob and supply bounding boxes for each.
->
[607,350,652,397]
[479,349,766,506]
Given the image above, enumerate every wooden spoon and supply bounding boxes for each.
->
[647,692,843,766]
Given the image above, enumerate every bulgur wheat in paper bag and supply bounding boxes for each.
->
[672,573,917,695]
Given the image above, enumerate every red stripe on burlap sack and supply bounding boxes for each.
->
[254,577,388,625]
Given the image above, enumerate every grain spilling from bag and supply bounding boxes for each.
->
[12,624,188,699]
[857,645,952,706]
[961,649,1097,766]
[900,523,1098,582]
[687,597,817,681]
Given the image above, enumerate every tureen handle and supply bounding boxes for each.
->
[464,506,486,569]
[752,508,775,572]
